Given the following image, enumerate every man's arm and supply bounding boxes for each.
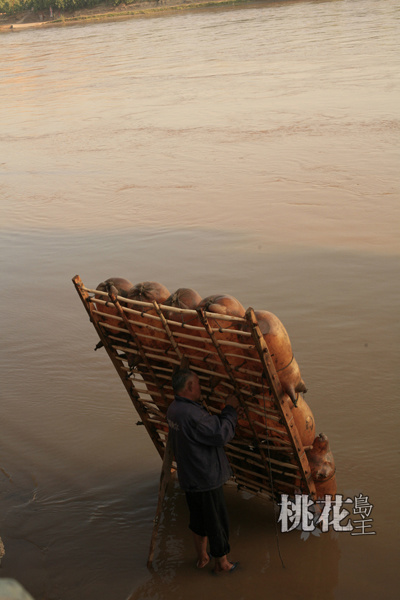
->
[190,398,239,447]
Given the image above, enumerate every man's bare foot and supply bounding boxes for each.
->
[213,560,239,573]
[196,554,210,569]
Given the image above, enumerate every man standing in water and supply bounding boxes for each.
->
[167,368,240,573]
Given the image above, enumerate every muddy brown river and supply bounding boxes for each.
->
[0,0,399,598]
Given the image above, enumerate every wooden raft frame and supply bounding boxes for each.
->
[72,275,316,564]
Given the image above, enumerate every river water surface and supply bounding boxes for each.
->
[1,0,399,598]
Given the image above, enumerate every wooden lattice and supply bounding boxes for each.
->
[72,275,316,506]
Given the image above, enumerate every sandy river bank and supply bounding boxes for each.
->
[0,0,258,32]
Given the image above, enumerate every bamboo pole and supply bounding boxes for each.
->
[227,458,299,483]
[170,329,255,350]
[152,300,182,360]
[171,341,260,366]
[245,307,316,500]
[230,457,300,481]
[239,401,279,417]
[225,447,298,471]
[84,286,247,323]
[111,344,181,369]
[97,321,128,334]
[238,420,291,439]
[147,417,168,428]
[91,308,124,323]
[147,436,174,569]
[72,275,165,459]
[229,463,272,485]
[122,307,252,338]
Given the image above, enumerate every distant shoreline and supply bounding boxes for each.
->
[0,0,268,32]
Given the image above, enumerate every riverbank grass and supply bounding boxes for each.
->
[0,0,255,31]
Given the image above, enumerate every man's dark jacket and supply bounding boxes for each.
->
[166,395,237,492]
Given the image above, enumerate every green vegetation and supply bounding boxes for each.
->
[0,0,249,23]
[0,0,138,17]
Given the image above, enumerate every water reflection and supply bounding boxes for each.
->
[129,483,341,600]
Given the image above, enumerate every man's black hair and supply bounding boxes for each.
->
[172,368,196,394]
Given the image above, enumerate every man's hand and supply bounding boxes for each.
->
[226,394,240,409]
[226,395,245,417]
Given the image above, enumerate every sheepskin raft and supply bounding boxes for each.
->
[72,274,324,501]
